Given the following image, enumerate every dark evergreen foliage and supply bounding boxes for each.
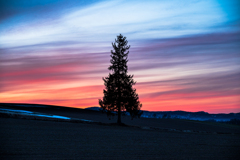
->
[99,34,142,124]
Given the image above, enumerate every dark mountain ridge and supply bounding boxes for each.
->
[86,106,240,122]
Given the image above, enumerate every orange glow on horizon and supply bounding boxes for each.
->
[1,83,240,114]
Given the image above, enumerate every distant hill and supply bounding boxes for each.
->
[85,107,102,111]
[85,107,240,122]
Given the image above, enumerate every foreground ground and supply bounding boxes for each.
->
[0,117,240,160]
[0,104,240,159]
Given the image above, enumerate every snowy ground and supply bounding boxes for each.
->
[0,108,93,122]
[0,108,71,120]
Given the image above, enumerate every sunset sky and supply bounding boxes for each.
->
[0,0,240,113]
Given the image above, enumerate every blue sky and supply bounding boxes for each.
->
[0,0,239,113]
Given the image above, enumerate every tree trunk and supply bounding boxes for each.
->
[117,80,121,124]
[117,104,121,124]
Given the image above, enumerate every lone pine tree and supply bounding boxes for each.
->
[99,34,142,124]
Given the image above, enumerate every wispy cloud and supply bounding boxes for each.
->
[0,0,228,47]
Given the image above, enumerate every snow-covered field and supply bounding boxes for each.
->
[0,108,71,120]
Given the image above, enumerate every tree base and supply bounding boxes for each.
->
[110,122,127,126]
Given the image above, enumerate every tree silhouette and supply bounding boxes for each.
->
[99,34,142,124]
